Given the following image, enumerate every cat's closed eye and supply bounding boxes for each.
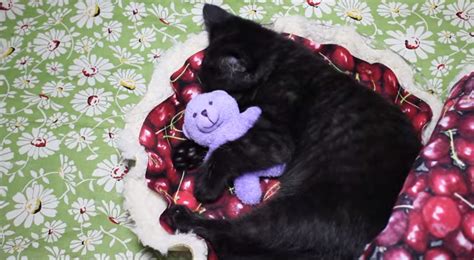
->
[220,55,246,73]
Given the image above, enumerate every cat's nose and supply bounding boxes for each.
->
[201,109,208,117]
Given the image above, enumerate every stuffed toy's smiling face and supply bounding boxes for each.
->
[183,90,240,146]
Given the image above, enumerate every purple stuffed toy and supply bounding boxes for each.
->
[183,90,285,205]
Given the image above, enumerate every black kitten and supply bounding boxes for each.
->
[166,4,420,260]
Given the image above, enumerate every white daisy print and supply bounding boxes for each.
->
[437,30,457,44]
[42,220,66,243]
[430,56,454,77]
[70,0,114,28]
[74,36,94,54]
[13,75,39,89]
[33,29,72,60]
[336,0,374,25]
[47,0,69,6]
[6,184,59,228]
[45,246,70,260]
[239,4,266,20]
[68,54,113,86]
[59,154,77,182]
[68,197,97,223]
[93,154,129,192]
[69,230,102,255]
[148,48,162,63]
[0,100,5,115]
[0,0,25,22]
[115,250,155,260]
[0,147,13,177]
[71,88,113,116]
[443,0,473,29]
[44,8,71,28]
[2,236,30,254]
[377,1,410,18]
[46,112,69,129]
[14,56,34,70]
[125,2,147,22]
[129,27,155,51]
[109,69,146,95]
[17,128,60,159]
[111,46,144,65]
[95,253,110,260]
[103,127,119,147]
[97,200,130,225]
[457,30,474,43]
[43,81,74,98]
[102,21,122,42]
[46,61,63,76]
[0,37,21,64]
[291,0,336,18]
[385,26,435,62]
[64,127,97,151]
[20,91,63,110]
[425,78,444,95]
[29,0,43,7]
[15,18,36,36]
[7,116,28,133]
[421,0,445,16]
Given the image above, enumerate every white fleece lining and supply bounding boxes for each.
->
[118,16,444,260]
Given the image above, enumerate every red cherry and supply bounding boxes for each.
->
[224,196,251,218]
[399,89,418,103]
[169,93,181,106]
[187,50,205,71]
[146,152,166,175]
[356,61,382,82]
[170,65,187,82]
[330,46,354,71]
[139,124,156,149]
[202,209,225,220]
[383,68,399,98]
[147,177,170,194]
[421,135,449,161]
[404,210,428,252]
[462,212,474,241]
[454,137,474,165]
[148,101,176,130]
[458,114,474,139]
[405,175,428,197]
[155,133,172,159]
[159,214,175,234]
[375,210,408,246]
[424,248,453,260]
[301,38,324,53]
[444,230,473,257]
[413,191,432,210]
[180,83,202,104]
[455,93,474,111]
[448,77,468,100]
[165,160,180,185]
[179,176,195,193]
[412,112,430,133]
[174,190,200,211]
[166,128,184,147]
[467,166,474,192]
[438,111,459,131]
[180,68,196,82]
[425,156,452,169]
[171,81,181,93]
[429,166,468,195]
[422,196,462,238]
[382,246,414,260]
[400,102,418,120]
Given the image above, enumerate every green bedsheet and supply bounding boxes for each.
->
[0,0,471,259]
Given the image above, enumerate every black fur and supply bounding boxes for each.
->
[165,4,421,259]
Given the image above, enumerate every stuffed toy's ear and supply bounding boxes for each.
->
[203,4,231,31]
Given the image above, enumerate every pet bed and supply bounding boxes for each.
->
[118,16,474,260]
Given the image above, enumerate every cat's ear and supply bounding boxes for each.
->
[203,4,231,31]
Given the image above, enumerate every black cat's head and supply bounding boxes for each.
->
[199,4,279,95]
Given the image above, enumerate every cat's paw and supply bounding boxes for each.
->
[162,204,196,233]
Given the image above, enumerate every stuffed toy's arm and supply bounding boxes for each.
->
[241,106,262,127]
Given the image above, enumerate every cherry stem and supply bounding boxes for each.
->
[170,63,191,83]
[446,129,466,169]
[454,192,474,209]
[318,52,348,74]
[393,205,414,210]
